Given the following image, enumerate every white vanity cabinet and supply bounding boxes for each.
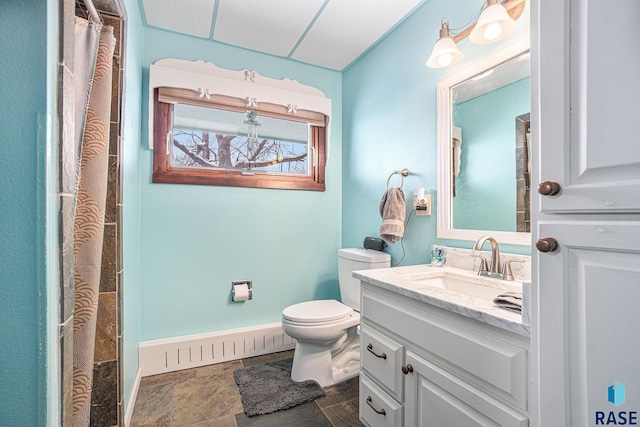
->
[359,283,530,427]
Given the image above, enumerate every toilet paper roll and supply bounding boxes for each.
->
[232,283,251,302]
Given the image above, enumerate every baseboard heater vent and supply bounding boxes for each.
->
[139,322,296,376]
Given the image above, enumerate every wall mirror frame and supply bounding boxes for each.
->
[436,41,531,246]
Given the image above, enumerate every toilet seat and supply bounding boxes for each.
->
[282,300,354,325]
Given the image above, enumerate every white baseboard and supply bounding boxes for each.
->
[138,322,296,377]
[124,367,142,427]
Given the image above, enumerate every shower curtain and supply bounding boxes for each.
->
[72,17,115,427]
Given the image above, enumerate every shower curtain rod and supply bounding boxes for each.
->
[82,0,100,22]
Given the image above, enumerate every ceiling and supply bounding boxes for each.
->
[139,0,425,71]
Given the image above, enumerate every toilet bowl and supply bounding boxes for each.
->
[281,248,391,387]
[282,300,361,387]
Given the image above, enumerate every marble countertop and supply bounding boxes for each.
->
[354,264,531,337]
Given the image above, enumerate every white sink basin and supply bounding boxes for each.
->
[410,275,505,301]
[403,266,524,302]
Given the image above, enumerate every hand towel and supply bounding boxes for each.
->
[493,291,523,313]
[379,188,406,244]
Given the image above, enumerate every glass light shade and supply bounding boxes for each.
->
[469,2,516,44]
[426,36,464,68]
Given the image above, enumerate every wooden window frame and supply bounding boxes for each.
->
[152,88,326,191]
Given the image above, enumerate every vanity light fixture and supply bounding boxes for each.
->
[469,0,517,43]
[426,19,464,69]
[426,0,523,69]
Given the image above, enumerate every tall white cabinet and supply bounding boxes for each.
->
[532,0,640,425]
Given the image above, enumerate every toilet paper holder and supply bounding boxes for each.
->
[232,280,253,301]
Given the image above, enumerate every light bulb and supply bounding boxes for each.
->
[438,53,453,67]
[483,22,502,41]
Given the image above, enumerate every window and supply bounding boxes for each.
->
[152,88,326,191]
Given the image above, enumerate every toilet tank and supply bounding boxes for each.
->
[338,248,391,311]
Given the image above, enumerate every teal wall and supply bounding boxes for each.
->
[342,0,531,262]
[0,0,51,424]
[138,28,343,340]
[122,0,144,410]
[453,77,531,232]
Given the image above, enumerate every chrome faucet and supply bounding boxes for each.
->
[472,236,502,279]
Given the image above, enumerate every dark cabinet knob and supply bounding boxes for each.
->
[536,238,559,253]
[402,364,414,374]
[538,181,561,196]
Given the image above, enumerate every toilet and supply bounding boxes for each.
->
[281,248,391,387]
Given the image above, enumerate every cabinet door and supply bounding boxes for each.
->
[536,222,640,426]
[534,0,640,425]
[404,351,527,427]
[537,0,640,213]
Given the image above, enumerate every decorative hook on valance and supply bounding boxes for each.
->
[197,88,210,99]
[244,70,256,82]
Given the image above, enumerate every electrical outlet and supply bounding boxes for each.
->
[415,194,431,216]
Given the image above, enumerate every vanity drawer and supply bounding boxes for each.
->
[362,288,528,410]
[360,374,403,427]
[361,324,404,401]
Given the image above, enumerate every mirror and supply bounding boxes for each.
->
[437,46,531,246]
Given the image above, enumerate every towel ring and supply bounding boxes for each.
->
[386,168,409,189]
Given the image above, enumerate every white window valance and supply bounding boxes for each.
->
[148,58,332,163]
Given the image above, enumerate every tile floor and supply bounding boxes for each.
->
[130,350,364,427]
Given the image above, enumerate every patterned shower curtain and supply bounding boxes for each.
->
[72,19,115,427]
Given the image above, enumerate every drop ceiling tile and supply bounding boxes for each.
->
[213,0,325,57]
[291,0,422,70]
[142,0,215,39]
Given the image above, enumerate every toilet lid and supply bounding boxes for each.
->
[282,300,354,323]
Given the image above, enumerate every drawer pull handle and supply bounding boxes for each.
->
[366,343,387,359]
[366,396,386,415]
[402,364,414,374]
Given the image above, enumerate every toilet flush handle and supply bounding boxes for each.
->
[366,343,387,359]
